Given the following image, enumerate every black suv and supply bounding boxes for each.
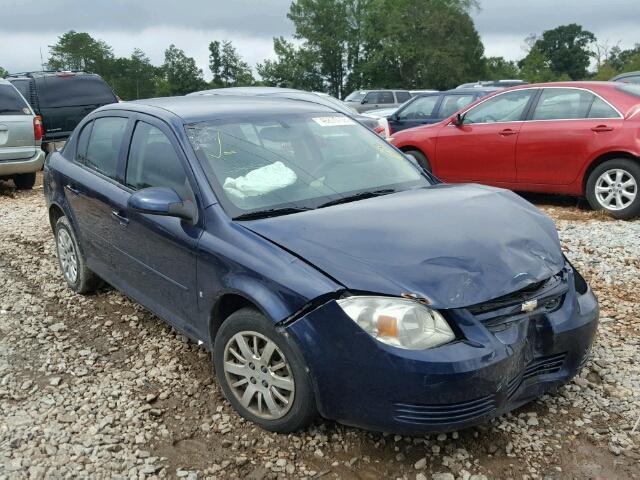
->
[7,71,117,149]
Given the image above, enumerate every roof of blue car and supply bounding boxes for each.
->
[108,95,335,123]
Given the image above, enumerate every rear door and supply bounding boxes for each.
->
[0,84,36,161]
[35,74,117,141]
[516,88,624,185]
[61,115,131,274]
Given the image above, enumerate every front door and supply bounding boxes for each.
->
[434,89,536,184]
[516,87,624,185]
[115,117,202,336]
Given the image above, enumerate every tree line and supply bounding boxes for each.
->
[1,0,639,100]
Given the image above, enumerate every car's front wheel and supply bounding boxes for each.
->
[213,308,317,432]
[404,150,432,173]
[586,159,640,219]
[54,216,102,293]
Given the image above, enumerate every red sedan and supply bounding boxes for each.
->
[391,82,640,219]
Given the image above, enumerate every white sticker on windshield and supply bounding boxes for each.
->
[312,116,356,127]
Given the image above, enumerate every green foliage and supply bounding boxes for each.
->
[209,40,255,87]
[106,49,161,100]
[159,45,207,96]
[531,24,596,80]
[256,37,324,91]
[484,56,519,80]
[0,66,7,78]
[518,46,557,83]
[288,0,352,97]
[359,0,485,91]
[48,31,114,74]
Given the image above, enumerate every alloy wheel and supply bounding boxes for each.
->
[223,331,295,420]
[594,168,637,211]
[57,228,78,284]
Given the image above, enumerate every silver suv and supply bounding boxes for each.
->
[0,78,45,189]
[344,89,412,113]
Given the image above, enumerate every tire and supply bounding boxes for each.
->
[54,216,102,294]
[13,172,36,190]
[586,159,640,220]
[213,308,317,433]
[404,150,432,173]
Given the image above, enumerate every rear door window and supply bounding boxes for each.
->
[588,97,620,118]
[379,91,395,104]
[36,75,116,108]
[84,117,128,179]
[395,91,411,103]
[76,121,93,164]
[532,88,594,120]
[0,84,30,115]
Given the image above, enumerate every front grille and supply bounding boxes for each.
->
[393,394,496,425]
[523,352,567,379]
[467,267,569,331]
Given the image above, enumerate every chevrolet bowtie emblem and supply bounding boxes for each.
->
[521,299,538,313]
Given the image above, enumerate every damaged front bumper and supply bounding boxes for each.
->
[285,264,598,434]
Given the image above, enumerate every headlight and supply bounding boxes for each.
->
[337,296,455,350]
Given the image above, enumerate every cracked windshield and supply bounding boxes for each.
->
[186,113,428,217]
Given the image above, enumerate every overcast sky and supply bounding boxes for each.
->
[1,0,638,79]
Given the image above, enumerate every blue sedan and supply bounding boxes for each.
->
[43,95,598,434]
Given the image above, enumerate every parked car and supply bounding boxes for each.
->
[0,78,45,189]
[188,86,380,133]
[343,89,412,113]
[6,71,117,150]
[45,95,597,434]
[456,80,529,89]
[610,71,640,84]
[385,88,498,134]
[392,81,640,219]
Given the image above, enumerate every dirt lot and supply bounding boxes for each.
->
[0,175,638,479]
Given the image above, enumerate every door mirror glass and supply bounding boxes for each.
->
[128,187,196,223]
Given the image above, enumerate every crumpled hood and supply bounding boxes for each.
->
[242,184,565,309]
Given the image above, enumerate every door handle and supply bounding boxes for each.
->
[499,128,517,136]
[64,184,81,196]
[591,125,613,132]
[111,210,130,227]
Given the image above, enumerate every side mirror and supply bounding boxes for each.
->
[361,98,369,104]
[128,187,196,224]
[452,113,465,126]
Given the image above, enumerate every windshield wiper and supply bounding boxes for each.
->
[317,189,397,208]
[233,207,312,221]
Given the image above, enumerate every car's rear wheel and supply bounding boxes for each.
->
[54,216,102,293]
[404,150,432,173]
[586,159,640,219]
[213,308,316,432]
[13,172,36,190]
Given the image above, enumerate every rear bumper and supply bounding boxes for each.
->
[286,270,598,434]
[0,149,45,177]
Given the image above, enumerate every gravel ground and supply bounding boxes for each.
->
[0,176,638,479]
